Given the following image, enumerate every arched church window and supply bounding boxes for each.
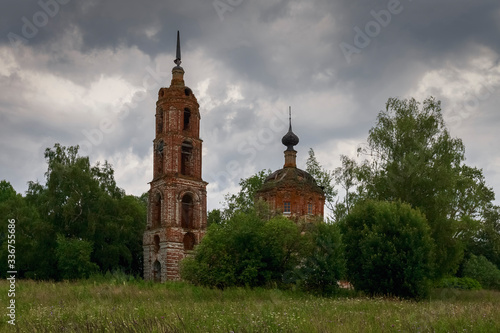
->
[181,194,194,229]
[153,235,160,253]
[183,108,191,130]
[181,141,193,176]
[152,193,162,228]
[183,232,195,251]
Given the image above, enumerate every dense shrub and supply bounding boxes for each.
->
[292,222,345,295]
[55,234,99,280]
[181,213,305,288]
[181,212,345,291]
[340,200,434,299]
[463,254,500,290]
[435,277,482,290]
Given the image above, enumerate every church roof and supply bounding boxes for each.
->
[259,167,324,195]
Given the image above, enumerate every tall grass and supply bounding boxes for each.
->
[1,278,499,332]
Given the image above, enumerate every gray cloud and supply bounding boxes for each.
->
[1,0,499,209]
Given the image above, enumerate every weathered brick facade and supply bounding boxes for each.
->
[143,36,207,282]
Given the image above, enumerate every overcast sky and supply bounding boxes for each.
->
[1,0,499,210]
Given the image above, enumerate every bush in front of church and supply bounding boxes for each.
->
[340,200,434,299]
[181,211,345,290]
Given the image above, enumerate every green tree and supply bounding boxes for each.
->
[181,212,305,288]
[306,148,337,215]
[293,222,345,295]
[55,234,98,280]
[15,143,146,279]
[207,209,222,226]
[355,97,494,277]
[463,254,500,290]
[340,200,434,299]
[0,181,56,279]
[260,216,305,283]
[332,155,368,222]
[181,212,266,288]
[222,169,271,220]
[466,206,500,269]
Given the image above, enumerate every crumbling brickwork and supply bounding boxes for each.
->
[143,64,207,282]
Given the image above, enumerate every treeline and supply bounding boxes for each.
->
[185,97,500,299]
[1,96,499,299]
[0,144,146,280]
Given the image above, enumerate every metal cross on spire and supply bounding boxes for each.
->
[282,106,299,151]
[174,30,182,67]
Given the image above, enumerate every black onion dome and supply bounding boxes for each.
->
[281,124,299,151]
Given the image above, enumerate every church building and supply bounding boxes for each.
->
[256,111,325,219]
[144,32,324,282]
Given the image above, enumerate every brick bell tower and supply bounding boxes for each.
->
[143,31,208,282]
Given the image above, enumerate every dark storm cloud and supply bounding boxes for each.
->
[1,0,499,208]
[1,0,209,53]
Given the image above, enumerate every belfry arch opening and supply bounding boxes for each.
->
[181,194,194,229]
[152,193,162,228]
[181,141,193,176]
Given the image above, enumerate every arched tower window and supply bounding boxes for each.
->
[183,108,191,130]
[183,232,195,251]
[156,141,164,175]
[181,141,193,176]
[152,193,162,228]
[156,109,163,135]
[153,235,160,253]
[181,194,194,229]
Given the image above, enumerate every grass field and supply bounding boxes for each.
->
[1,277,499,332]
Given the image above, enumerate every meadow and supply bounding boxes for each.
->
[1,277,499,333]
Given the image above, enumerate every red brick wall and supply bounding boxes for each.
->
[257,183,325,219]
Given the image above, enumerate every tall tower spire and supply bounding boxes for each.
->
[174,30,182,67]
[171,30,185,87]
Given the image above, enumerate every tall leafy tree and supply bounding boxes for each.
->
[306,148,337,217]
[0,181,56,279]
[464,206,500,269]
[222,169,271,220]
[355,97,495,277]
[5,143,146,279]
